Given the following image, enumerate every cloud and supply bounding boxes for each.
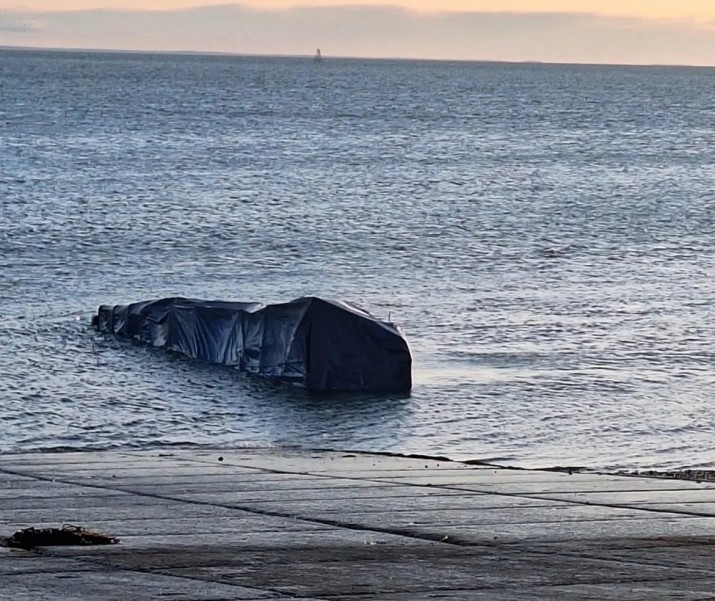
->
[2,4,715,65]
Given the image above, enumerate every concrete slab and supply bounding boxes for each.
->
[90,475,399,492]
[305,505,683,529]
[0,550,96,575]
[0,494,180,511]
[4,465,264,479]
[333,581,715,601]
[177,449,467,473]
[163,552,710,598]
[54,541,463,570]
[326,468,713,485]
[311,468,492,479]
[2,503,266,524]
[630,503,715,516]
[416,517,715,545]
[0,483,130,500]
[450,478,714,495]
[173,485,457,504]
[247,494,566,514]
[0,473,37,483]
[0,452,141,465]
[512,536,715,555]
[536,489,715,505]
[3,516,334,536]
[591,544,715,572]
[42,529,440,557]
[0,571,282,601]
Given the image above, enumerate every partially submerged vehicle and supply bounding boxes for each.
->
[93,296,412,393]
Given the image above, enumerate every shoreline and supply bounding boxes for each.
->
[3,444,713,481]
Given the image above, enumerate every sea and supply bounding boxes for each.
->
[1,48,714,470]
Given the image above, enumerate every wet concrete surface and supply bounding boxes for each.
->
[2,449,715,600]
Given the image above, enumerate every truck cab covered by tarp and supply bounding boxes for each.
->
[94,297,412,393]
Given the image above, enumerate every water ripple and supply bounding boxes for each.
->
[1,50,714,470]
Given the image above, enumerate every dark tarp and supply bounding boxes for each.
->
[94,297,412,393]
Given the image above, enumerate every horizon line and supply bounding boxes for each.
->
[2,44,715,69]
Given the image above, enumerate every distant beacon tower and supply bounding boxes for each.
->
[314,48,323,63]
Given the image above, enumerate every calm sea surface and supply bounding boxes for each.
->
[1,49,714,469]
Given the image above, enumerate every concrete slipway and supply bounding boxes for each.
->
[2,449,715,600]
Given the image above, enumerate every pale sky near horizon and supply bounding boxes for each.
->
[2,1,715,64]
[3,0,715,20]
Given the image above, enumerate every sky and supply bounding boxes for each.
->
[1,1,715,65]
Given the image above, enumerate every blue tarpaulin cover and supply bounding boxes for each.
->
[94,297,412,393]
